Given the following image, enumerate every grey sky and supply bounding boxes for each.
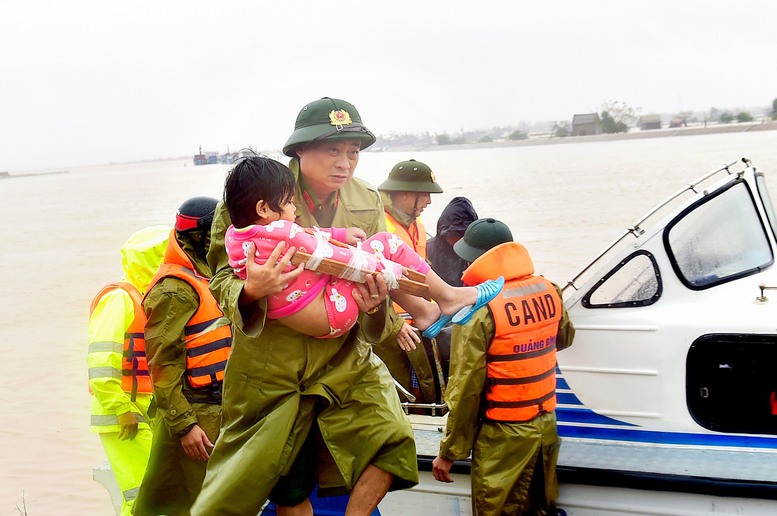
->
[2,0,775,172]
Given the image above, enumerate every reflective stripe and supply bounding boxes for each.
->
[88,367,122,380]
[185,317,221,335]
[88,341,123,354]
[91,413,147,427]
[123,486,140,502]
[502,282,548,299]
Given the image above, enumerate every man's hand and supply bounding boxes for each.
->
[344,227,367,245]
[432,456,455,483]
[353,274,388,314]
[179,424,213,462]
[396,322,421,351]
[240,241,304,305]
[117,411,139,441]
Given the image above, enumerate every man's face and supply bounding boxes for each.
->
[394,191,432,218]
[295,139,361,198]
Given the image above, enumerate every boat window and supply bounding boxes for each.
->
[687,334,777,435]
[756,172,777,240]
[665,181,773,289]
[582,250,661,308]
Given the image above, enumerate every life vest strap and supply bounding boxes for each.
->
[488,367,555,386]
[487,390,555,409]
[487,342,556,362]
[186,337,232,358]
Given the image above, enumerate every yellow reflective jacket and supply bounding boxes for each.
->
[87,225,170,433]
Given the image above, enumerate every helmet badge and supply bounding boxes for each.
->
[329,109,353,130]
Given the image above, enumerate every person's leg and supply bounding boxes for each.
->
[99,429,152,516]
[345,464,393,516]
[276,498,314,516]
[272,425,318,516]
[365,233,496,318]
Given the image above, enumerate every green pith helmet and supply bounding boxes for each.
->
[454,218,513,262]
[378,159,444,193]
[283,97,376,157]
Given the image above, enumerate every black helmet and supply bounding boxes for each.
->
[175,197,218,233]
[453,218,513,262]
[378,159,443,194]
[282,97,376,157]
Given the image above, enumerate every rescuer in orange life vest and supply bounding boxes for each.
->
[432,218,576,515]
[376,159,444,405]
[88,225,171,516]
[133,197,232,515]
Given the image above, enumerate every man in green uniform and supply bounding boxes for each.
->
[134,197,230,515]
[192,97,418,516]
[432,218,575,515]
[374,160,445,406]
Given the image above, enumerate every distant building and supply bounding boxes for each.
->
[572,113,601,136]
[639,114,662,130]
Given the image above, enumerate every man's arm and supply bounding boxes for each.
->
[438,309,493,461]
[143,279,198,437]
[87,290,139,438]
[553,284,575,351]
[207,201,303,334]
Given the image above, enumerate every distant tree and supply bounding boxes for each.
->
[736,111,754,123]
[772,98,777,120]
[478,135,494,143]
[719,112,734,123]
[436,133,452,145]
[600,111,629,134]
[452,136,468,144]
[508,130,528,140]
[600,100,634,134]
[551,122,570,138]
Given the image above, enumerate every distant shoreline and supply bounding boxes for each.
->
[0,169,69,179]
[379,120,777,153]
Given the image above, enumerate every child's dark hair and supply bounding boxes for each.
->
[223,150,296,228]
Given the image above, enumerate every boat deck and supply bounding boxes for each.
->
[412,416,777,499]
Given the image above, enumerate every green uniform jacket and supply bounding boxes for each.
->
[134,238,222,515]
[373,191,438,403]
[194,166,417,515]
[440,284,574,515]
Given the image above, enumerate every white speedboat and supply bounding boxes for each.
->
[96,159,777,515]
[397,158,777,515]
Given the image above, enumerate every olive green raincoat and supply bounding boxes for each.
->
[134,235,222,515]
[440,283,574,516]
[373,191,439,404]
[192,162,417,514]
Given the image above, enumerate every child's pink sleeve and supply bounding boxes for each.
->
[326,227,348,243]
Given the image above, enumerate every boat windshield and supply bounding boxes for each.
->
[665,180,773,289]
[756,172,777,241]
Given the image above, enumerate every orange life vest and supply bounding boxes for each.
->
[146,233,232,391]
[461,242,562,422]
[384,211,427,260]
[89,282,152,400]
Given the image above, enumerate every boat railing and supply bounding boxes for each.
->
[562,158,749,295]
[400,402,449,416]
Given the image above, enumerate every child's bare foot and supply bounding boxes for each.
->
[412,302,442,331]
